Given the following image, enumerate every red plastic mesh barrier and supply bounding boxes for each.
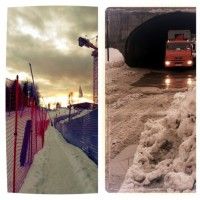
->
[6,76,49,192]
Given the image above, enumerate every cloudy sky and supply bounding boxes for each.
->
[6,6,98,107]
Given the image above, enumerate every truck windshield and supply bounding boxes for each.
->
[167,43,191,50]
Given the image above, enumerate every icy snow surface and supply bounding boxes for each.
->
[20,126,97,194]
[119,87,196,192]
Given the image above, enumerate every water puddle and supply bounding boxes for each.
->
[131,70,195,89]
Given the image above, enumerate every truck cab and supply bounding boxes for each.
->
[164,30,194,68]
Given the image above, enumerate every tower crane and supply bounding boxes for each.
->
[78,37,98,50]
[78,36,98,105]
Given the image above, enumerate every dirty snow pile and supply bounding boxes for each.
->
[106,48,125,68]
[120,87,196,192]
[105,48,149,99]
[20,126,97,194]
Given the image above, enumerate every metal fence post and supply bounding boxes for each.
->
[13,75,19,193]
[42,108,44,147]
[35,106,38,152]
[30,99,34,163]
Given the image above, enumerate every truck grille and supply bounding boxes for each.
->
[175,61,184,64]
[175,56,183,60]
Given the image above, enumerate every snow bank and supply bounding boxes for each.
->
[106,48,125,68]
[20,126,97,194]
[58,109,92,124]
[49,107,79,119]
[49,108,69,119]
[72,109,92,120]
[119,87,196,192]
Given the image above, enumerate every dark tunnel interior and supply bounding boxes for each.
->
[125,12,196,69]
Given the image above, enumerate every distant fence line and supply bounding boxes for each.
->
[54,109,98,164]
[6,76,49,192]
[53,112,78,125]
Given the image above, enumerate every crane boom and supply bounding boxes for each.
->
[78,37,98,50]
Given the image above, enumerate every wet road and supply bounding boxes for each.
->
[132,69,196,89]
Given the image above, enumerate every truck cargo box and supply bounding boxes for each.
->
[168,30,191,40]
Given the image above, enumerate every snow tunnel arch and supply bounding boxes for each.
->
[125,12,196,69]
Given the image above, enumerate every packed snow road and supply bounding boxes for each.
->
[20,126,97,194]
[105,48,196,192]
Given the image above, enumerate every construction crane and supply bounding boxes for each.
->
[78,36,98,105]
[78,37,98,50]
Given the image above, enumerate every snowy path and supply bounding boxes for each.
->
[20,126,97,194]
[108,144,137,192]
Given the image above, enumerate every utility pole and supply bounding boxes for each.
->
[29,63,35,88]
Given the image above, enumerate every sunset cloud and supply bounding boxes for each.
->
[6,6,98,104]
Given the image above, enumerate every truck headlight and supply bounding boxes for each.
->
[165,61,170,66]
[187,60,193,65]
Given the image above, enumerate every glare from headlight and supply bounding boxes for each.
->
[165,78,171,85]
[187,60,193,65]
[165,61,170,66]
[187,78,193,85]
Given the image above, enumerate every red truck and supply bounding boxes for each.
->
[164,30,195,68]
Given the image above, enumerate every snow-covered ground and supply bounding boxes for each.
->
[105,48,196,192]
[20,125,97,194]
